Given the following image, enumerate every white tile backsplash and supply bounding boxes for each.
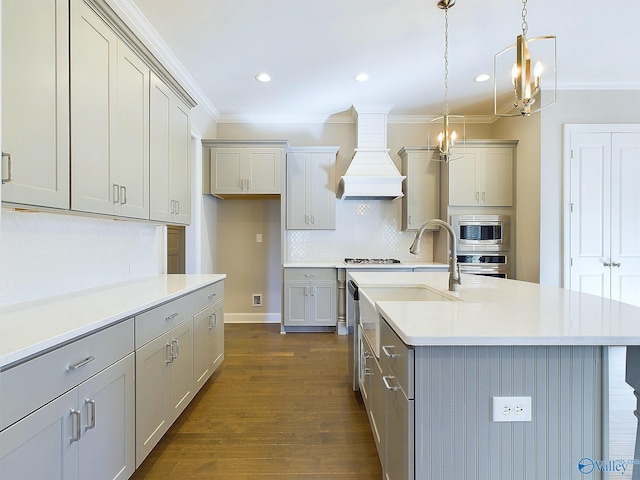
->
[0,209,163,306]
[286,199,433,262]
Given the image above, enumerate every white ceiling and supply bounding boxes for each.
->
[129,0,640,121]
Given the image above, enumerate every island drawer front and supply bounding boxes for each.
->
[135,282,223,348]
[188,281,224,315]
[284,268,336,282]
[0,318,134,432]
[380,319,414,399]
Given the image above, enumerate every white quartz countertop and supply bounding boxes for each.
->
[0,274,226,368]
[283,261,447,269]
[349,271,640,347]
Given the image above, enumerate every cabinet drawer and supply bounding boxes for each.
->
[0,318,134,431]
[380,319,414,399]
[135,282,223,348]
[189,281,224,315]
[284,268,336,282]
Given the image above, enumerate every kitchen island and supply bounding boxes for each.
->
[349,271,640,480]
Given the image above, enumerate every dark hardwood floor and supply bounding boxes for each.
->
[131,323,382,479]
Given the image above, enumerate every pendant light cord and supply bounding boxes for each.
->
[521,0,528,37]
[443,6,450,116]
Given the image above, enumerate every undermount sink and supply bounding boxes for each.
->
[362,284,460,302]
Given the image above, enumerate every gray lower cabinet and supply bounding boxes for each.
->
[134,280,224,467]
[0,320,135,480]
[193,298,225,391]
[283,268,337,328]
[360,320,415,480]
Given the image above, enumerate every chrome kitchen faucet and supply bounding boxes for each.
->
[410,219,461,292]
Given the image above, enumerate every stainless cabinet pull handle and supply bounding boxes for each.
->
[304,273,316,278]
[67,356,96,371]
[381,346,400,359]
[245,178,250,191]
[364,367,374,376]
[2,151,12,184]
[475,191,479,201]
[165,343,173,363]
[382,375,400,391]
[604,261,612,267]
[482,191,486,201]
[165,312,179,321]
[311,286,316,296]
[113,183,120,203]
[120,186,127,205]
[305,286,309,296]
[311,215,315,225]
[70,409,82,441]
[208,293,217,300]
[612,262,621,267]
[85,399,96,430]
[305,214,310,224]
[212,313,217,328]
[172,339,179,360]
[208,313,214,330]
[176,200,180,214]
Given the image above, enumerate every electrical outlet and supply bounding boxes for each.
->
[256,233,262,243]
[492,396,532,422]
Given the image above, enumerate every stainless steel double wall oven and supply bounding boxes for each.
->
[450,214,511,278]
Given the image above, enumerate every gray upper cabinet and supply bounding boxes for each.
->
[71,0,151,220]
[286,147,338,230]
[399,147,440,231]
[205,140,288,199]
[1,0,70,209]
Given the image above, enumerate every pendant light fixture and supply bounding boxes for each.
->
[494,0,557,116]
[430,0,464,162]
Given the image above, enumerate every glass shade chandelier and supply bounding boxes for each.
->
[494,0,557,116]
[430,0,464,162]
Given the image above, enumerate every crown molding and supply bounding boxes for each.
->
[216,112,497,125]
[101,0,219,120]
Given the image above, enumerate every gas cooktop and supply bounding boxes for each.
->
[344,258,401,264]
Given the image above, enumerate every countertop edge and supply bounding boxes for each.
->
[0,274,226,369]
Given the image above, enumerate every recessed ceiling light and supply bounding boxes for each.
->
[255,72,271,82]
[474,73,490,82]
[354,72,369,82]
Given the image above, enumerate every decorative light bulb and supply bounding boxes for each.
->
[451,130,457,145]
[511,63,520,86]
[533,61,543,89]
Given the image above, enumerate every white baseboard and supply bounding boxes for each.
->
[224,313,281,324]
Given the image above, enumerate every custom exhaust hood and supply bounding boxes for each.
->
[339,104,406,200]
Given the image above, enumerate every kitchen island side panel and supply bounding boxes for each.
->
[414,345,604,480]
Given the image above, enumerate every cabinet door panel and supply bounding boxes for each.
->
[482,149,513,206]
[385,390,414,480]
[135,334,170,466]
[1,0,70,209]
[193,304,214,391]
[211,149,244,194]
[167,319,194,424]
[149,74,173,222]
[402,151,439,230]
[284,282,308,326]
[171,100,191,224]
[78,354,135,480]
[0,389,79,480]
[286,152,308,229]
[210,300,225,372]
[70,0,117,215]
[246,148,281,193]
[448,151,479,206]
[114,42,149,219]
[311,283,336,326]
[308,153,336,229]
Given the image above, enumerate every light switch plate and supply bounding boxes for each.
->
[492,396,532,422]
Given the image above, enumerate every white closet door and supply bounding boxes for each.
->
[569,132,611,298]
[610,132,640,307]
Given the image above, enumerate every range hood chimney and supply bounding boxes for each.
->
[339,104,406,199]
